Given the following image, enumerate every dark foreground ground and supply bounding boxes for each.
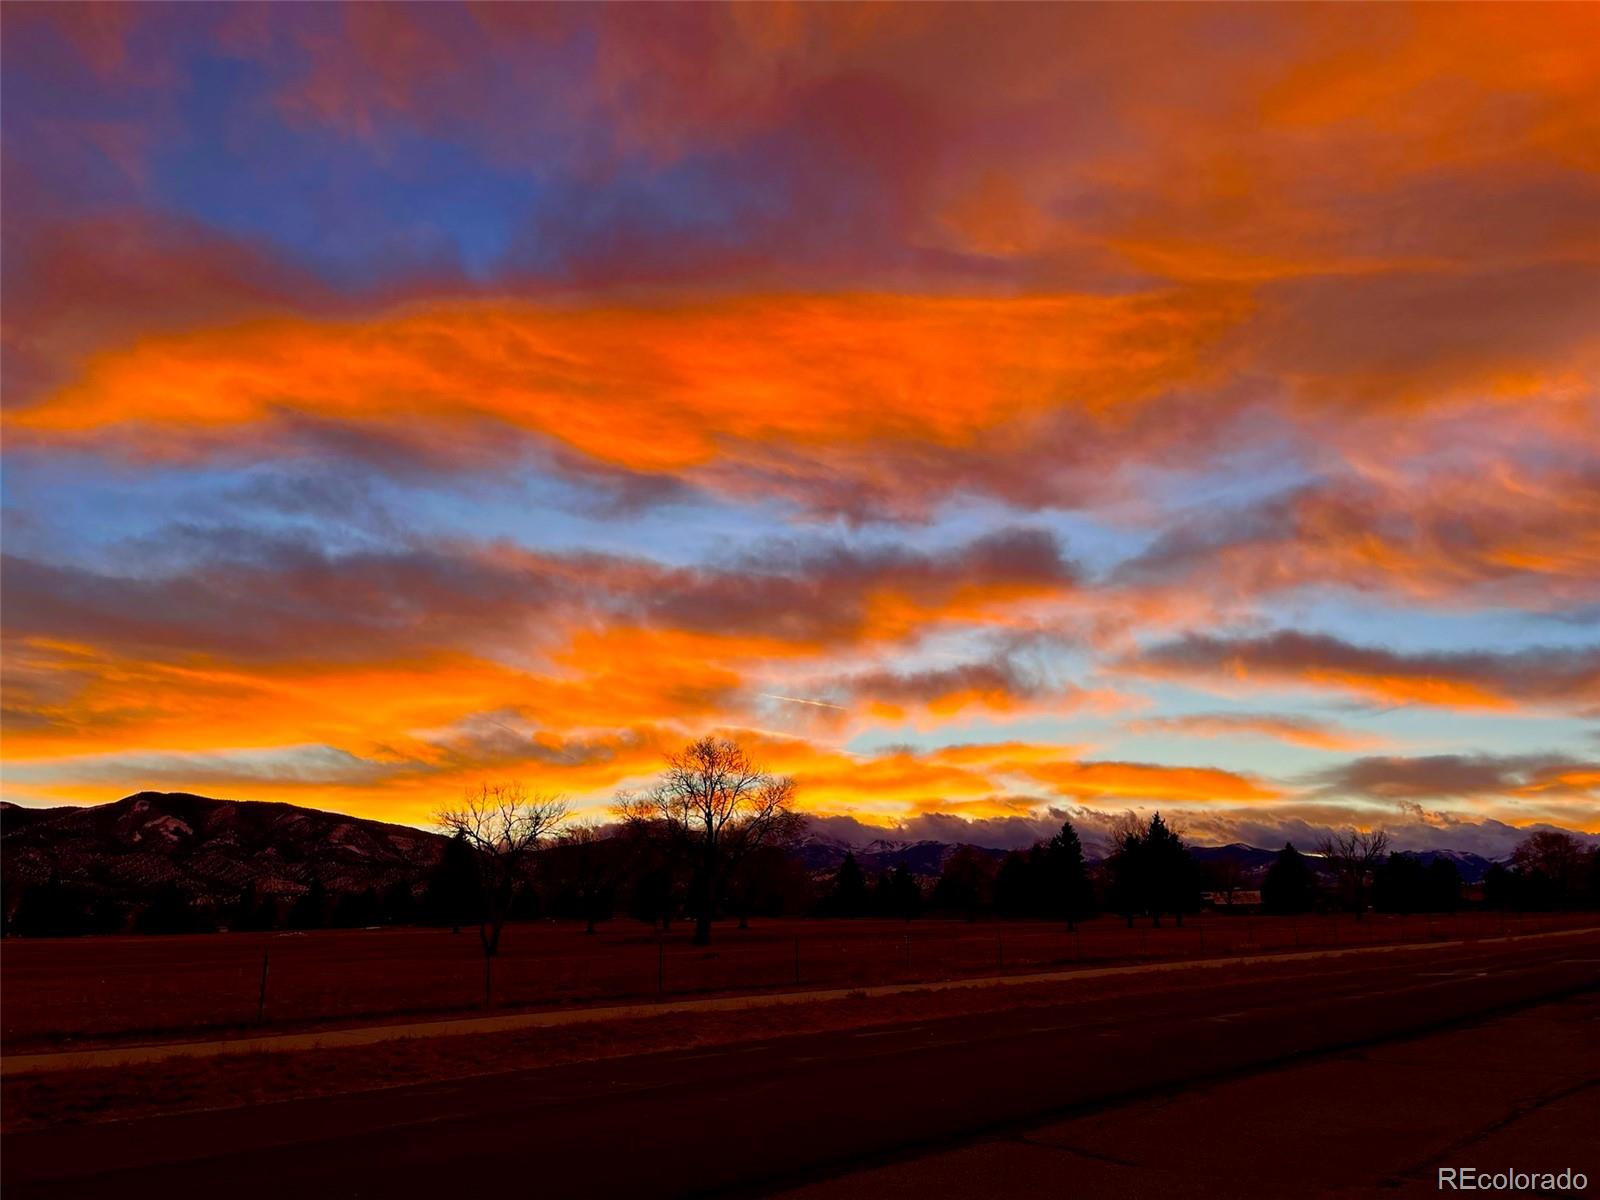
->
[8,912,1582,1047]
[777,988,1600,1200]
[5,932,1597,1199]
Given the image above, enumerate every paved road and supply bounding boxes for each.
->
[6,934,1598,1199]
[774,990,1600,1199]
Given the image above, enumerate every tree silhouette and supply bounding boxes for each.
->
[438,782,567,957]
[12,874,99,937]
[550,822,620,934]
[1106,811,1148,927]
[424,828,482,933]
[1262,843,1316,914]
[1427,857,1461,912]
[1483,863,1519,910]
[288,879,327,930]
[932,847,993,919]
[992,851,1034,918]
[1044,820,1093,929]
[878,862,921,920]
[617,737,800,945]
[1510,831,1587,908]
[1375,852,1428,914]
[1144,813,1196,926]
[1318,829,1390,919]
[828,851,868,917]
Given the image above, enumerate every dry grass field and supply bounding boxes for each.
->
[2,911,1586,1049]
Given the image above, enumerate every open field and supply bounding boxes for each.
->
[2,946,1484,1130]
[4,931,1596,1199]
[3,911,1591,1048]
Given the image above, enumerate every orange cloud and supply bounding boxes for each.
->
[1128,713,1386,752]
[1129,632,1600,712]
[1019,759,1282,805]
[6,290,1245,509]
[1115,460,1600,613]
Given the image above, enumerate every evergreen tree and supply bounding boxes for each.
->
[1107,821,1148,927]
[885,862,921,920]
[1144,813,1197,926]
[423,829,479,933]
[1045,820,1094,929]
[828,851,868,917]
[1262,843,1316,914]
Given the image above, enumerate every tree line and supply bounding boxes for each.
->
[6,737,1599,942]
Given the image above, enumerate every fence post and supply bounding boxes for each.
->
[256,949,270,1025]
[483,954,493,1008]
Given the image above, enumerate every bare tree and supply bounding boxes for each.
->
[1317,828,1390,919]
[616,737,800,945]
[438,782,567,958]
[1510,831,1588,907]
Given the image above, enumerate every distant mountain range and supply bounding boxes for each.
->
[1184,842,1497,885]
[793,833,1010,878]
[3,793,1508,921]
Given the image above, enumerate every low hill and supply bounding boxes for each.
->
[1,793,448,923]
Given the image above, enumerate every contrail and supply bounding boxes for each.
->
[759,693,848,711]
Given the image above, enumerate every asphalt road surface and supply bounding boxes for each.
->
[6,933,1598,1199]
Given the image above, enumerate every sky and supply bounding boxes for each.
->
[2,3,1597,855]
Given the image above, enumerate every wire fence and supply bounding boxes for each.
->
[3,910,1592,1047]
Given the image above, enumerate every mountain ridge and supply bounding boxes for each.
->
[2,792,450,914]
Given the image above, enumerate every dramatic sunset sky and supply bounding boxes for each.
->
[2,3,1597,853]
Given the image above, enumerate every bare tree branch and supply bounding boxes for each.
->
[611,737,799,944]
[438,782,568,957]
[1317,827,1390,919]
